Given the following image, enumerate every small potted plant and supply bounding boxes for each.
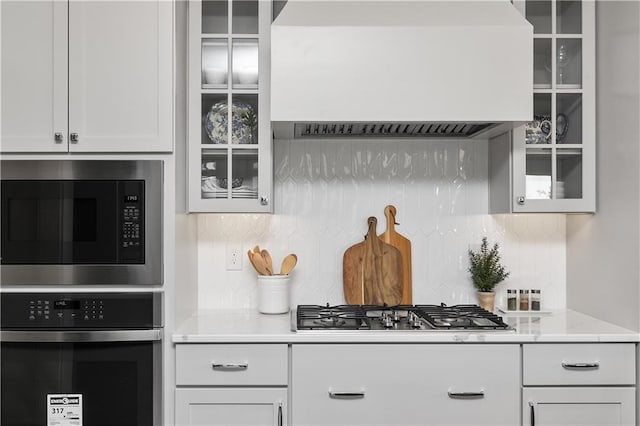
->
[468,237,510,312]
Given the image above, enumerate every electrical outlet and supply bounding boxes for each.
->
[226,244,242,271]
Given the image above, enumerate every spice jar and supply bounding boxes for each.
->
[507,289,517,311]
[519,289,529,311]
[531,289,541,311]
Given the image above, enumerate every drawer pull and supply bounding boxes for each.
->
[328,391,365,399]
[561,362,600,370]
[211,362,248,371]
[447,391,485,400]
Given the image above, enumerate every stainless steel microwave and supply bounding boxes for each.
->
[0,160,163,286]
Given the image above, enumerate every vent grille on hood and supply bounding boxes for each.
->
[295,122,497,139]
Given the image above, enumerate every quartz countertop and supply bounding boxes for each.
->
[172,309,640,344]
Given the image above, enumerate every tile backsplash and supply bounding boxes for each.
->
[197,139,566,310]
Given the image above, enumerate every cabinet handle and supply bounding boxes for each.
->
[517,196,525,205]
[260,196,269,206]
[529,401,536,426]
[447,391,485,400]
[70,133,79,143]
[561,361,600,370]
[54,132,64,143]
[277,402,283,426]
[211,362,248,371]
[328,391,365,399]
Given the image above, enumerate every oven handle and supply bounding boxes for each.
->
[0,329,162,343]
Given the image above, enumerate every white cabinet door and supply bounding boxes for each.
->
[68,0,172,152]
[175,388,287,426]
[523,387,635,426]
[292,344,520,426]
[1,0,68,152]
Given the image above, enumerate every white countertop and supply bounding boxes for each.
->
[172,309,640,344]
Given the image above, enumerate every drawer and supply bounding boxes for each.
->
[523,343,635,386]
[292,344,520,426]
[176,344,288,386]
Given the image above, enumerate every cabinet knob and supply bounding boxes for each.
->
[260,196,269,206]
[54,132,64,143]
[517,196,525,205]
[70,133,79,143]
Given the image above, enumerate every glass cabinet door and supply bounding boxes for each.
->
[189,0,271,212]
[513,0,594,213]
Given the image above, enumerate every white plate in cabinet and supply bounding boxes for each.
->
[523,387,635,426]
[291,344,520,426]
[176,344,288,386]
[523,344,635,386]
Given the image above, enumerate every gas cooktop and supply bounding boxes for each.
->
[293,304,512,331]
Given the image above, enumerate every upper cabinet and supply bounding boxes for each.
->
[187,0,272,213]
[490,0,595,213]
[1,1,173,153]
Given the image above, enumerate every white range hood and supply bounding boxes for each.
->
[271,0,533,139]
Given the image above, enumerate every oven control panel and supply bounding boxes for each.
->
[28,298,105,322]
[1,293,161,329]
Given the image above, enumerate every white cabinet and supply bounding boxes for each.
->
[1,0,173,153]
[176,388,286,426]
[523,388,635,426]
[291,344,520,426]
[175,344,288,426]
[187,0,272,212]
[490,0,595,213]
[522,344,636,426]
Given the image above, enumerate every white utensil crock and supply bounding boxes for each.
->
[257,275,290,314]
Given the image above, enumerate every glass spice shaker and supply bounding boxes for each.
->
[531,289,541,311]
[507,289,517,311]
[519,289,530,311]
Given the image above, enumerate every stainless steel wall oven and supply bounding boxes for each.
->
[0,160,163,286]
[0,292,163,426]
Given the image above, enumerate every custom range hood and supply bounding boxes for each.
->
[271,0,533,139]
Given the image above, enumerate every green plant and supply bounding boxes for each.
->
[468,237,510,292]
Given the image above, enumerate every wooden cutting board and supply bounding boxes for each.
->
[343,216,403,305]
[379,205,412,304]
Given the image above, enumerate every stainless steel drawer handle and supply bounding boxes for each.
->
[211,362,248,371]
[328,391,365,399]
[447,391,485,400]
[562,362,600,370]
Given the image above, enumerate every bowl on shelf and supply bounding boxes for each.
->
[219,177,243,189]
[204,67,227,85]
[237,67,258,85]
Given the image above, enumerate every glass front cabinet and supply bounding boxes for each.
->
[188,0,272,212]
[491,0,595,213]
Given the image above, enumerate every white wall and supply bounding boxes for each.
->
[196,139,566,310]
[566,1,640,331]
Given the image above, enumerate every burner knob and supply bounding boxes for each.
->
[383,317,394,328]
[392,311,400,322]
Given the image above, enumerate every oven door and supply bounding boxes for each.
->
[0,330,162,426]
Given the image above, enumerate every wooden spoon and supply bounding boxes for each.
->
[280,254,298,275]
[247,250,262,275]
[261,249,274,275]
[251,251,271,275]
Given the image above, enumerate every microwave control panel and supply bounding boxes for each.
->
[118,181,145,263]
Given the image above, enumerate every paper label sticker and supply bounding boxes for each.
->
[47,394,83,426]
